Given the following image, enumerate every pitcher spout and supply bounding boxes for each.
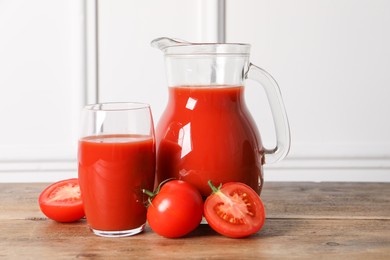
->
[151,37,190,51]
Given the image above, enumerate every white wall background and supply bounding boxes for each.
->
[0,0,84,182]
[0,0,389,182]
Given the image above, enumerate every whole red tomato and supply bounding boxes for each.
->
[204,181,265,238]
[145,180,203,238]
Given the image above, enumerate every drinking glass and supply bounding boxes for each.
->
[78,102,155,237]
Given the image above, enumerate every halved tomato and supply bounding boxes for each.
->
[204,181,266,238]
[38,178,84,223]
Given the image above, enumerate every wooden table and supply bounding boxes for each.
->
[1,182,389,259]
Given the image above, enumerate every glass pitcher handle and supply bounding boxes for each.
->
[245,63,291,164]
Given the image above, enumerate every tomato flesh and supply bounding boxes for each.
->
[204,182,265,238]
[38,178,85,223]
[146,180,204,238]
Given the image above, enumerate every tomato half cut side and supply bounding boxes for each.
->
[204,181,265,238]
[38,178,85,223]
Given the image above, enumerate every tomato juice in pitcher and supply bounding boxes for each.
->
[152,38,290,197]
[157,86,264,196]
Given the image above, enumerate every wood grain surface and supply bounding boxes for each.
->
[1,182,389,259]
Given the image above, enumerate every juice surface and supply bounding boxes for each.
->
[156,86,264,197]
[78,134,155,231]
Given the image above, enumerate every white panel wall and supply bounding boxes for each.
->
[0,0,84,182]
[1,0,389,182]
[97,0,201,124]
[226,0,390,181]
[98,0,390,182]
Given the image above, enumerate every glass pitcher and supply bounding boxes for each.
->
[152,37,290,197]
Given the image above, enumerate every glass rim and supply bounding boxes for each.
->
[163,43,251,56]
[83,102,151,112]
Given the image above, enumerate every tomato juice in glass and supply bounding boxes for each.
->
[78,134,155,235]
[156,86,264,198]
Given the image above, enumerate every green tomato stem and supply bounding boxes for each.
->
[142,189,155,198]
[142,178,176,202]
[154,178,175,194]
[208,180,222,194]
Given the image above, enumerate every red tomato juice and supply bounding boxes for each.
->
[156,86,264,198]
[78,134,155,231]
